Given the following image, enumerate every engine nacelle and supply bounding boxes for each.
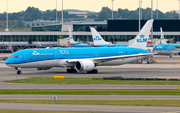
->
[35,67,52,70]
[75,60,95,72]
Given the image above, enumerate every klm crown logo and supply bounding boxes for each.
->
[94,36,101,41]
[137,34,147,43]
[70,35,73,39]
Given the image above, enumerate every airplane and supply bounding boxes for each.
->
[160,27,180,47]
[153,27,180,57]
[5,19,155,74]
[90,27,128,47]
[153,45,180,57]
[68,27,91,47]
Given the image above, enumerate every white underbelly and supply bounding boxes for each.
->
[8,59,62,68]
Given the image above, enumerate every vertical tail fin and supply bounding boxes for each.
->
[69,27,77,44]
[160,27,166,44]
[129,19,154,49]
[90,27,110,45]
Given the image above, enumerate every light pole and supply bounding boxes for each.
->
[56,0,57,23]
[62,0,63,32]
[141,1,142,19]
[157,0,158,20]
[6,0,9,31]
[139,0,141,31]
[179,0,180,20]
[112,0,114,20]
[151,0,153,44]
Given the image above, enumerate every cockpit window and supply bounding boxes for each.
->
[10,55,18,58]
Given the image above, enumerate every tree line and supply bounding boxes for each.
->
[0,7,78,21]
[97,7,179,20]
[0,6,179,21]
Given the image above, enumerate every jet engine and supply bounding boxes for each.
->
[35,67,52,70]
[75,60,95,72]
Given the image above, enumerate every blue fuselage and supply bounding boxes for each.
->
[6,47,150,65]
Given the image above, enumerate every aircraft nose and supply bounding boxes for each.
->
[5,58,10,65]
[5,58,14,67]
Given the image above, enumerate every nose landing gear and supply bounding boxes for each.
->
[17,70,22,74]
[15,67,22,74]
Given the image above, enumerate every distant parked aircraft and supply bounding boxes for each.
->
[69,27,91,47]
[90,27,128,47]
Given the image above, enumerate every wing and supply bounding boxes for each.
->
[92,52,156,63]
[67,52,156,64]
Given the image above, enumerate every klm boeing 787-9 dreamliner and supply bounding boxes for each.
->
[5,20,155,74]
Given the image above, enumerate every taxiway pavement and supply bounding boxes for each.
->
[0,103,180,113]
[0,95,180,100]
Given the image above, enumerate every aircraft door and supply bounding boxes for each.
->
[55,52,59,59]
[96,51,100,58]
[24,53,29,62]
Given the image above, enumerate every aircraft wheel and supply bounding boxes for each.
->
[87,69,98,74]
[67,69,77,73]
[170,55,172,58]
[67,69,71,73]
[72,69,77,73]
[93,69,98,74]
[17,70,22,74]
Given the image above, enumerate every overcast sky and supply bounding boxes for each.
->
[0,0,179,13]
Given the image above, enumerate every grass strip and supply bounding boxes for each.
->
[0,89,179,95]
[4,77,180,85]
[0,100,180,107]
[0,110,91,113]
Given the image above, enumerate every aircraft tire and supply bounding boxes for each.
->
[67,69,71,73]
[94,69,98,74]
[72,69,77,73]
[87,69,98,74]
[67,69,77,73]
[17,70,22,74]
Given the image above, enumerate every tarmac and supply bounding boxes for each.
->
[1,95,180,100]
[0,103,180,113]
[0,55,180,113]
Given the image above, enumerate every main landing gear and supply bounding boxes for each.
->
[15,67,22,74]
[67,68,77,73]
[87,69,98,74]
[66,68,98,74]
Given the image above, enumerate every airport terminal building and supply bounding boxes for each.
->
[0,20,180,47]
